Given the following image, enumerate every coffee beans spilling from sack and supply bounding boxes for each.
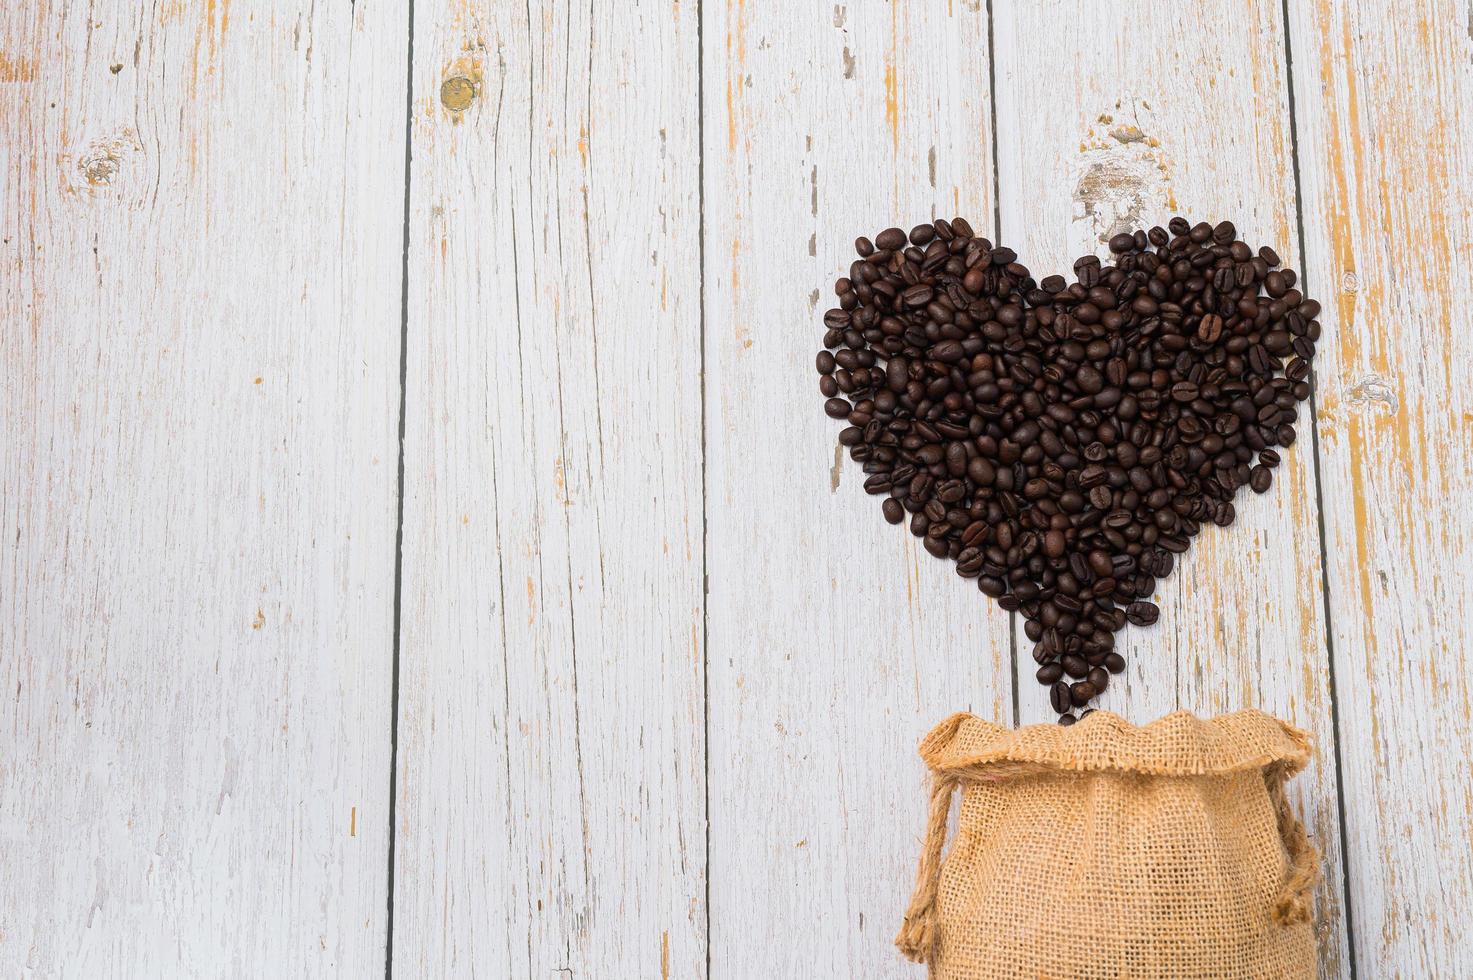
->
[817,217,1320,721]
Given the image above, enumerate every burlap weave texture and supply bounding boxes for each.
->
[896,709,1318,979]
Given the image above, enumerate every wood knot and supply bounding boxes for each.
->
[440,76,476,112]
[80,151,120,186]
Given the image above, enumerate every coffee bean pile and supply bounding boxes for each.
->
[817,217,1320,723]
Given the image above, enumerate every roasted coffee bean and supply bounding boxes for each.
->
[818,216,1320,719]
[1070,681,1097,706]
[1126,601,1159,626]
[1051,681,1071,715]
[1061,654,1089,679]
[875,227,907,251]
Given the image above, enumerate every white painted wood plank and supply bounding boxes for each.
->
[392,1,705,976]
[1285,0,1473,974]
[0,3,404,976]
[991,3,1351,972]
[704,2,1009,976]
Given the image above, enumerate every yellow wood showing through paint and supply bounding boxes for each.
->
[1286,0,1473,974]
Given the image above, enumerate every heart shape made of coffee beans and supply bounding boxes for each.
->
[817,216,1320,723]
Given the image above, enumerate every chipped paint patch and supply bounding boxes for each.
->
[1072,98,1174,245]
[0,52,37,82]
[1347,373,1400,416]
[883,63,898,152]
[65,129,143,193]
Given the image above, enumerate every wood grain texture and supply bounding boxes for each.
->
[991,4,1352,974]
[392,1,706,976]
[0,2,404,976]
[702,2,1010,976]
[11,0,1473,975]
[1285,0,1473,974]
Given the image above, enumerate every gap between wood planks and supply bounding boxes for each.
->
[384,0,417,977]
[1278,0,1357,973]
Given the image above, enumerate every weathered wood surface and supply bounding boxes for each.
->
[7,0,1473,976]
[1,2,405,976]
[391,1,706,977]
[991,4,1350,975]
[1285,0,1473,975]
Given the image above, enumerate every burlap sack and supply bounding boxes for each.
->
[896,709,1318,979]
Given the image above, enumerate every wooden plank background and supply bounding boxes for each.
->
[1,2,404,976]
[4,0,1471,976]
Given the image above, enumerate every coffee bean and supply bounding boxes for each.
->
[1197,314,1224,344]
[1126,601,1159,626]
[1058,713,1077,726]
[1051,681,1071,714]
[875,227,907,251]
[1250,465,1273,493]
[882,498,903,525]
[1037,662,1064,684]
[1070,681,1096,706]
